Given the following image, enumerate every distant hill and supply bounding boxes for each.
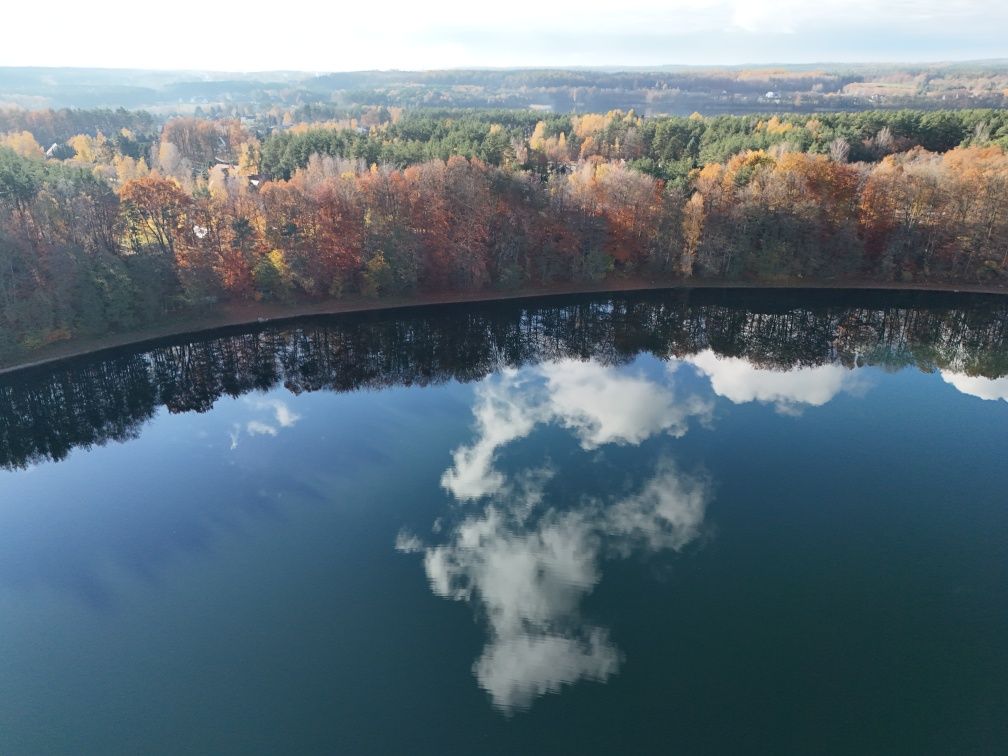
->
[2,63,1007,114]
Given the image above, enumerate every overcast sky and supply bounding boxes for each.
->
[3,0,1006,71]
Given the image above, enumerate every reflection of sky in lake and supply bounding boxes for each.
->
[397,353,879,711]
[1,347,1007,753]
[940,370,1008,401]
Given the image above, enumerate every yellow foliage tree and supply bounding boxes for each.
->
[114,155,150,184]
[1,131,43,159]
[68,134,96,163]
[681,192,705,276]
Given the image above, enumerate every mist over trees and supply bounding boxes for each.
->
[3,64,1008,113]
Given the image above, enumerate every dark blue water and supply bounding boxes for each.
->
[1,290,1006,754]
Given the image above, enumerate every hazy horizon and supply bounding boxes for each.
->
[3,0,1005,73]
[3,58,1008,77]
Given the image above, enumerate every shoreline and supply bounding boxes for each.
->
[2,277,1006,376]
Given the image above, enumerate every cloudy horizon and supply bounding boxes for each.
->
[2,0,1005,73]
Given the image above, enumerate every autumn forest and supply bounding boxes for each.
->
[2,104,1008,363]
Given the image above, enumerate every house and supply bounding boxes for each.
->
[45,142,74,159]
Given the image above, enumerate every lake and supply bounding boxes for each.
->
[1,289,1007,754]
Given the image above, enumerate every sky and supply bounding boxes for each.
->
[2,0,1006,72]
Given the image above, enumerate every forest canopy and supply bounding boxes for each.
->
[1,104,1007,364]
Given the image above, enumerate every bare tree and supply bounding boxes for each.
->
[829,137,850,163]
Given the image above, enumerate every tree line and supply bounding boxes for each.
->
[7,64,1008,113]
[1,107,1008,363]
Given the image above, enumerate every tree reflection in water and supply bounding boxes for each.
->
[1,288,1006,472]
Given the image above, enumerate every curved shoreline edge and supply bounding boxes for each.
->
[3,278,1007,377]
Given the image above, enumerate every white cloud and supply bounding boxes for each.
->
[685,350,860,413]
[406,457,708,711]
[1,0,1002,71]
[540,360,711,449]
[230,398,302,448]
[940,371,1008,402]
[440,370,540,500]
[473,630,621,713]
[416,500,614,711]
[441,360,710,500]
[252,398,302,428]
[394,531,425,554]
[245,420,278,437]
[605,459,709,554]
[731,0,995,32]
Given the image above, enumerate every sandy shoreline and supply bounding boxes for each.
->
[2,277,1006,376]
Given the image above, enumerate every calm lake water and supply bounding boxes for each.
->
[1,289,1007,754]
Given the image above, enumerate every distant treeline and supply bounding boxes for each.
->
[0,108,157,151]
[1,107,1008,364]
[4,64,1007,113]
[1,290,1006,470]
[257,108,1008,181]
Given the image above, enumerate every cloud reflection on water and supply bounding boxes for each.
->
[230,398,302,449]
[404,359,712,712]
[684,349,864,413]
[441,359,712,501]
[940,371,1008,402]
[408,348,878,711]
[403,458,708,712]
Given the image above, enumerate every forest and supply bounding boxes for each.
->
[1,104,1008,364]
